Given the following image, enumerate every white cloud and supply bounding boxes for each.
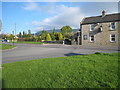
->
[23,2,118,32]
[32,4,85,31]
[32,21,42,26]
[34,27,43,31]
[22,3,40,10]
[3,0,120,2]
[22,2,57,14]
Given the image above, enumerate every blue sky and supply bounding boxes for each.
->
[2,2,118,34]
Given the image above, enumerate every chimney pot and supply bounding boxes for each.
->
[102,10,106,17]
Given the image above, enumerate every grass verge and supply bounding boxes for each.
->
[2,53,119,88]
[0,44,16,50]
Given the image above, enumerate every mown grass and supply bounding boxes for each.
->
[0,44,16,50]
[2,53,119,88]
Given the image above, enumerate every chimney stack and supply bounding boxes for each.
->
[102,10,106,17]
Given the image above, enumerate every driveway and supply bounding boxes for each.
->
[2,43,119,64]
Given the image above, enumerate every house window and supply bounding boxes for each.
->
[90,35,94,42]
[110,34,116,42]
[110,22,116,30]
[83,35,87,40]
[90,24,94,31]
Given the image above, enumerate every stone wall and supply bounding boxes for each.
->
[81,21,120,47]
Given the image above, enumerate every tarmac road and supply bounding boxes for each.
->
[2,43,119,64]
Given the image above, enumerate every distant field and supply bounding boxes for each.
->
[2,53,119,88]
[0,44,16,50]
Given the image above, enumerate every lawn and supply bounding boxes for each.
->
[2,53,119,88]
[0,44,16,50]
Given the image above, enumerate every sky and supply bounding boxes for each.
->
[2,2,118,34]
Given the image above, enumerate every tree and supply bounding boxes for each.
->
[60,26,72,37]
[23,31,25,36]
[50,33,55,41]
[22,31,26,38]
[9,34,14,40]
[46,34,52,41]
[17,32,22,38]
[28,30,32,37]
[58,33,63,40]
[2,34,7,39]
[23,31,30,38]
[35,36,39,42]
[28,29,31,35]
[50,28,57,41]
[40,30,47,40]
[65,32,74,40]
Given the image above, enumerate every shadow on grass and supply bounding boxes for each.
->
[64,53,85,56]
[2,79,4,89]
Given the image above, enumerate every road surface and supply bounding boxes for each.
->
[2,43,119,64]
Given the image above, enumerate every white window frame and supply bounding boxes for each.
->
[90,24,94,31]
[110,34,116,42]
[110,22,116,30]
[90,35,94,42]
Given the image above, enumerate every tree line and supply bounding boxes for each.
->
[2,25,74,42]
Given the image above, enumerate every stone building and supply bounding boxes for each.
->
[80,11,120,47]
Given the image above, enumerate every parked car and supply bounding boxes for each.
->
[2,39,9,42]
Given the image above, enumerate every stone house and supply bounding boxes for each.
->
[80,11,120,47]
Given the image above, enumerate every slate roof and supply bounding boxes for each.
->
[81,13,120,25]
